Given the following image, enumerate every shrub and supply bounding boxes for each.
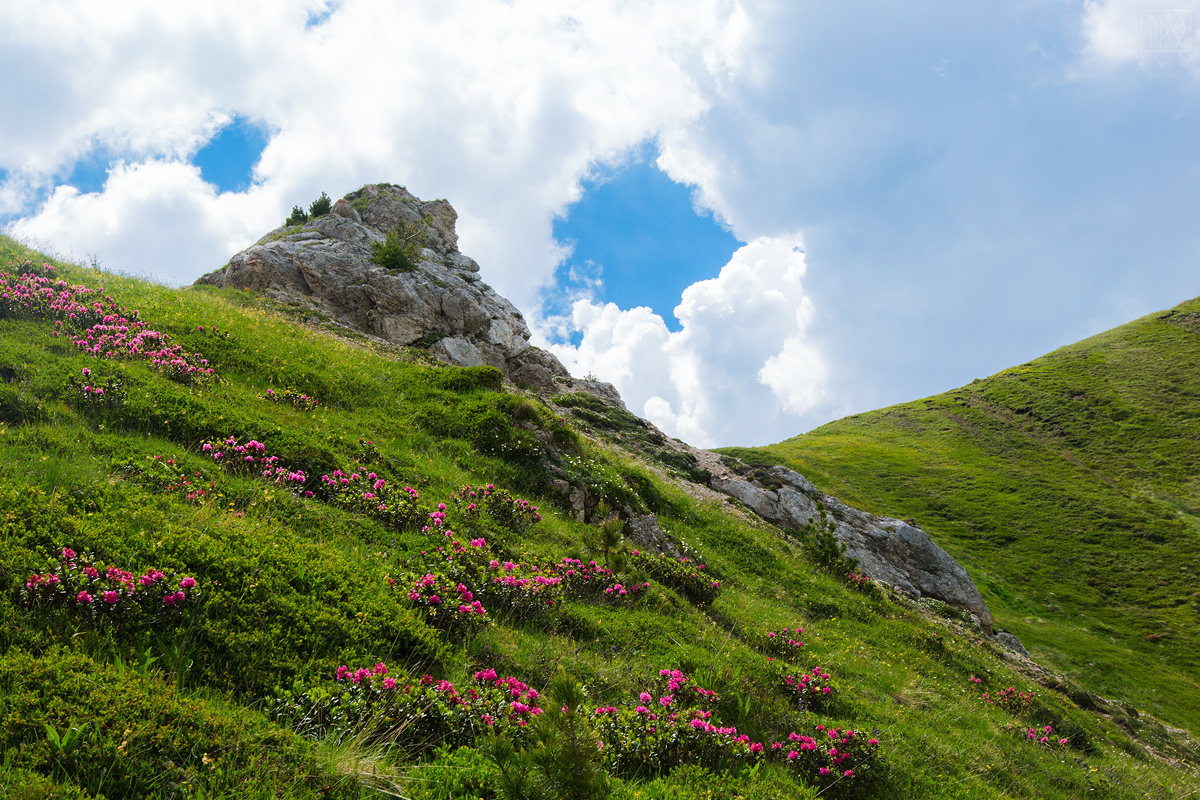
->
[630,550,720,606]
[286,205,310,226]
[264,387,319,411]
[799,502,858,581]
[370,217,429,273]
[20,547,199,631]
[66,368,126,411]
[309,192,332,218]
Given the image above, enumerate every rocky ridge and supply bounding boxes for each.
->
[195,183,621,404]
[197,184,1004,643]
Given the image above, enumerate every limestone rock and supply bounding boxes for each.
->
[709,463,993,632]
[331,198,361,222]
[194,183,618,401]
[626,514,682,559]
[996,632,1031,658]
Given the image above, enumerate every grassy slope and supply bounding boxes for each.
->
[1,237,1196,799]
[741,298,1200,735]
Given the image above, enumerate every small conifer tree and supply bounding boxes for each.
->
[309,191,332,218]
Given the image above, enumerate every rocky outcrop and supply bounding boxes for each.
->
[197,181,994,635]
[194,183,620,403]
[705,462,993,631]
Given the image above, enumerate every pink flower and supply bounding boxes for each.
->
[76,590,92,604]
[180,576,197,590]
[383,677,396,689]
[103,591,118,605]
[819,768,830,776]
[62,547,76,561]
[787,750,798,761]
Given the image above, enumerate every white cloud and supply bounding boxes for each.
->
[544,236,827,446]
[1,0,749,303]
[11,161,280,283]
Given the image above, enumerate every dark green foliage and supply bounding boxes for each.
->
[798,502,858,581]
[485,671,610,800]
[286,205,309,226]
[631,551,719,606]
[0,648,358,799]
[370,216,430,272]
[308,192,332,218]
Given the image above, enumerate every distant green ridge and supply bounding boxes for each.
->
[739,297,1200,731]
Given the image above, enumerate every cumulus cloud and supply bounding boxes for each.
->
[11,161,279,282]
[544,236,827,446]
[1,0,750,300]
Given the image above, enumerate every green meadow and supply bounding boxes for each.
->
[734,296,1200,740]
[1,236,1196,799]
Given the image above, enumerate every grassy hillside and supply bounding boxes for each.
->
[1,236,1196,799]
[734,297,1200,738]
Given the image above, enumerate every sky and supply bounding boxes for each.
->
[2,1,1198,448]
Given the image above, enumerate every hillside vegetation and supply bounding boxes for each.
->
[0,235,1196,799]
[735,297,1200,738]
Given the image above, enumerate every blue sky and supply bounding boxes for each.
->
[2,0,1198,446]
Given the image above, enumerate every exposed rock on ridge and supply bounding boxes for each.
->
[699,456,994,631]
[194,184,621,404]
[197,181,994,636]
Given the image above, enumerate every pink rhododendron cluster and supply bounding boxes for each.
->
[201,437,307,487]
[981,685,1037,715]
[630,549,720,606]
[21,547,199,624]
[780,665,837,712]
[762,626,805,660]
[320,469,425,529]
[0,262,215,383]
[448,483,541,534]
[138,454,218,504]
[285,663,885,793]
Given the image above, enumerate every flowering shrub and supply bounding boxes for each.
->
[0,263,216,384]
[264,387,319,411]
[201,437,307,488]
[20,547,199,626]
[320,469,426,529]
[447,483,542,534]
[402,570,488,638]
[66,368,126,410]
[281,664,545,748]
[981,686,1037,716]
[279,664,885,796]
[762,627,805,661]
[629,550,719,606]
[779,665,837,713]
[1011,722,1070,748]
[846,571,884,600]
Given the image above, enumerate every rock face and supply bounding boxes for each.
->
[195,184,621,403]
[708,464,994,631]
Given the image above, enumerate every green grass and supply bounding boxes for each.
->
[736,296,1200,735]
[1,235,1197,798]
